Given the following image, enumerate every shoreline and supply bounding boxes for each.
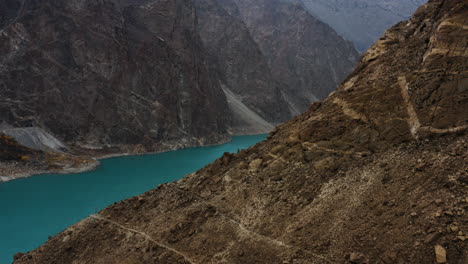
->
[0,161,101,183]
[0,133,266,183]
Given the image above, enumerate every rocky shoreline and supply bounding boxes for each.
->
[0,134,234,182]
[0,160,100,182]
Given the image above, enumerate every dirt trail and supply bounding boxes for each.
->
[89,214,197,264]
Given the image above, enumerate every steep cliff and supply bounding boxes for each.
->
[0,132,95,182]
[0,0,360,151]
[0,0,231,153]
[299,0,427,52]
[229,0,359,106]
[13,0,467,263]
[195,0,359,133]
[194,0,290,134]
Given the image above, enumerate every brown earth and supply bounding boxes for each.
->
[12,0,468,263]
[0,133,96,181]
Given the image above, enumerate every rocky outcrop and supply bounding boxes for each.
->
[195,0,359,133]
[13,0,467,263]
[0,133,36,161]
[195,0,291,133]
[299,0,427,52]
[0,132,95,182]
[0,0,231,153]
[0,0,360,149]
[229,0,359,105]
[2,127,66,152]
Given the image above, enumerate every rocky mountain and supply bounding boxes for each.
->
[0,0,231,154]
[194,0,291,134]
[195,0,358,133]
[299,0,428,52]
[0,132,95,182]
[13,0,467,263]
[227,0,359,107]
[0,0,359,154]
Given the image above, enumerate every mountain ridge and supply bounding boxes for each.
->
[0,0,359,180]
[12,0,467,263]
[298,0,428,52]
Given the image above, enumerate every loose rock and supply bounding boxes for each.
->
[434,245,447,263]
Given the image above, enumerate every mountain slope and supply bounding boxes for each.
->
[299,0,427,52]
[13,0,468,263]
[195,0,359,133]
[0,0,360,154]
[194,0,291,134]
[229,0,359,104]
[0,0,231,153]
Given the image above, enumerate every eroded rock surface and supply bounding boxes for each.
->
[0,0,360,151]
[299,0,428,52]
[2,127,66,152]
[0,0,231,153]
[194,0,291,134]
[13,0,467,263]
[195,0,359,133]
[0,133,95,182]
[230,0,359,105]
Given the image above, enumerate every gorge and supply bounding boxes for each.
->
[0,0,358,163]
[1,0,467,263]
[9,0,468,263]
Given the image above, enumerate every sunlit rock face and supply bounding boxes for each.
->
[298,0,428,52]
[0,0,231,152]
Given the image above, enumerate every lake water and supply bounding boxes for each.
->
[0,134,266,263]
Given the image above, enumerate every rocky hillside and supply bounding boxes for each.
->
[299,0,427,52]
[0,0,360,153]
[0,133,37,162]
[13,0,467,263]
[0,0,231,154]
[195,0,358,133]
[0,133,95,182]
[194,0,291,134]
[228,0,359,106]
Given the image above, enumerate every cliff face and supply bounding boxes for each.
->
[229,0,359,107]
[195,0,359,133]
[194,0,291,134]
[299,0,428,52]
[13,0,467,263]
[0,0,231,153]
[0,0,360,150]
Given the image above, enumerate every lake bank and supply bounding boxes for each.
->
[0,134,266,263]
[0,133,239,182]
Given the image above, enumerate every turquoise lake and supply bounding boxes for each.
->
[0,134,266,264]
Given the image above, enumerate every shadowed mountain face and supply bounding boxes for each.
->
[227,0,359,105]
[194,0,291,134]
[0,0,231,152]
[13,0,467,263]
[195,0,359,133]
[0,0,359,152]
[299,0,428,52]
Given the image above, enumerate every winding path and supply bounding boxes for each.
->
[89,214,197,264]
